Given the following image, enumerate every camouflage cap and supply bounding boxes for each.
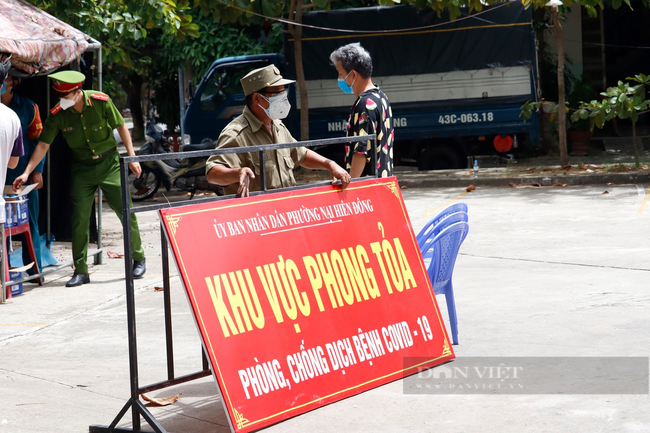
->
[240,64,295,97]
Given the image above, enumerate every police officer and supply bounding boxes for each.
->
[13,70,146,287]
[206,64,351,196]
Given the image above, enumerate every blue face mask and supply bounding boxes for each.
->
[338,71,355,94]
[0,83,5,95]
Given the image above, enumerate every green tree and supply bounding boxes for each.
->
[202,0,330,140]
[28,0,200,138]
[27,0,199,66]
[147,12,283,128]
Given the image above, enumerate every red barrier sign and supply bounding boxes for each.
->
[160,177,454,432]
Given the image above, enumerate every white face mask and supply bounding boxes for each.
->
[258,91,291,120]
[59,92,78,110]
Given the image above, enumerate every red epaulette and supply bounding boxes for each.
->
[90,93,109,102]
[50,104,62,115]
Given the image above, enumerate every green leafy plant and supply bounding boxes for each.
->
[567,76,596,131]
[520,75,596,132]
[520,100,543,122]
[571,74,650,168]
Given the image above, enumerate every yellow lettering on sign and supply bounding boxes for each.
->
[234,269,266,329]
[279,256,310,317]
[382,239,404,292]
[205,275,239,338]
[356,245,380,299]
[315,253,343,308]
[330,250,354,305]
[303,255,326,312]
[370,241,392,294]
[340,247,370,302]
[224,272,252,332]
[394,238,417,290]
[273,256,298,320]
[256,264,286,323]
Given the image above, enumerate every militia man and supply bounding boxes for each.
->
[206,64,351,196]
[13,70,146,287]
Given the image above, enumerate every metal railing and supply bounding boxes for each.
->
[91,134,377,433]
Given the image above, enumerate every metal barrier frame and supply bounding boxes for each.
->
[90,134,377,433]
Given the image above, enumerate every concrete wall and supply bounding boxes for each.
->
[544,7,584,84]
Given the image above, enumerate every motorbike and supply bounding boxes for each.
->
[129,121,223,201]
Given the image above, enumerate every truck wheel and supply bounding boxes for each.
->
[418,146,465,171]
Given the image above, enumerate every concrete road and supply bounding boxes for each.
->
[1,184,649,433]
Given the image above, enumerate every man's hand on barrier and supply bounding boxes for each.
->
[330,162,351,190]
[300,150,351,190]
[129,162,142,178]
[237,167,255,197]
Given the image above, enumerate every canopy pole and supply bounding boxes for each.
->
[46,81,51,249]
[94,44,103,265]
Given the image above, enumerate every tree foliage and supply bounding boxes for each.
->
[155,13,283,82]
[27,0,199,138]
[514,0,649,166]
[574,74,650,127]
[149,11,283,128]
[27,0,199,67]
[27,0,282,135]
[571,74,650,167]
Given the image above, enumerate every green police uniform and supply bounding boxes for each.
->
[40,76,144,274]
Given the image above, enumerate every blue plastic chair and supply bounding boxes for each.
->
[416,202,468,248]
[418,212,469,254]
[421,221,469,345]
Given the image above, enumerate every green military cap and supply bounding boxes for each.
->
[49,70,86,94]
[240,64,295,97]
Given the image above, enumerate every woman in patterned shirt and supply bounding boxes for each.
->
[330,43,394,178]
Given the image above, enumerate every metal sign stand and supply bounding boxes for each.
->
[90,135,375,432]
